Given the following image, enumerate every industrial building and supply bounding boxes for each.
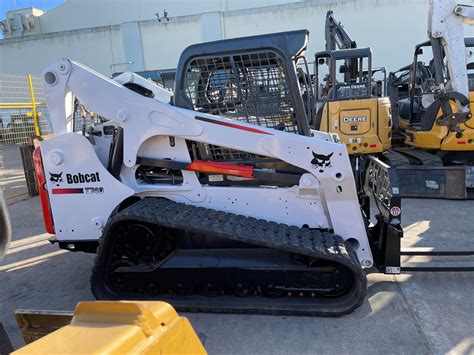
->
[3,0,473,76]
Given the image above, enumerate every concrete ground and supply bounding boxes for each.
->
[0,143,28,200]
[1,197,473,354]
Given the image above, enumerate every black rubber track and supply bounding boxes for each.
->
[91,198,367,316]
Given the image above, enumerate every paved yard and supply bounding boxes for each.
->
[0,196,473,354]
[0,143,28,200]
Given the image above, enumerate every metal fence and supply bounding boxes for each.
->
[0,74,51,200]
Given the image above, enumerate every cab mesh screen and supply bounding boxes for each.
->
[183,50,297,161]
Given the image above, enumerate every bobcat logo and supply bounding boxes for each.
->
[49,172,63,183]
[311,152,333,173]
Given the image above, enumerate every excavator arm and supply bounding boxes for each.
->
[325,10,357,50]
[428,0,474,119]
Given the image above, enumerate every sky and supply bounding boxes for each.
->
[0,0,64,20]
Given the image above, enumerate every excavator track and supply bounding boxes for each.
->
[91,198,367,316]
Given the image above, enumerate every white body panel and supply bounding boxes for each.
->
[41,59,374,267]
[41,133,134,241]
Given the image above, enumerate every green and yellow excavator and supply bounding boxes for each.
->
[314,7,474,199]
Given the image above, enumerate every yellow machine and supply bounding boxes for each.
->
[313,48,392,155]
[399,39,474,154]
[316,11,392,155]
[404,104,474,151]
[378,35,474,198]
[13,301,206,354]
[315,9,474,198]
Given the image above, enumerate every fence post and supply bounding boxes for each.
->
[27,74,41,137]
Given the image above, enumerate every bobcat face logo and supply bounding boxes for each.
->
[311,152,333,173]
[49,172,63,183]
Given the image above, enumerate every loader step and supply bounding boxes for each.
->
[91,198,367,317]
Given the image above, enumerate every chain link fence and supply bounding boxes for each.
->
[0,74,51,200]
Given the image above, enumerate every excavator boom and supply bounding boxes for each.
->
[429,0,474,108]
[325,10,357,50]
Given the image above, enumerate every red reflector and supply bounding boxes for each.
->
[457,141,467,144]
[369,144,377,148]
[33,147,55,234]
[187,160,254,178]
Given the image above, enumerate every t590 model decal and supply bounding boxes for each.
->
[52,188,84,194]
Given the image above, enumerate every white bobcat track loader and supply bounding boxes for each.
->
[33,30,404,316]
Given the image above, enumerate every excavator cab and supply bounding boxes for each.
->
[314,48,392,154]
[403,37,474,156]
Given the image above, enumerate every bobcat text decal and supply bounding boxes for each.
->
[66,172,101,183]
[311,152,333,173]
[48,171,104,195]
[49,172,101,184]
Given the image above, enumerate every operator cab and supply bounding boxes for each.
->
[313,48,392,154]
[173,29,311,137]
[315,48,376,103]
[403,38,474,136]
